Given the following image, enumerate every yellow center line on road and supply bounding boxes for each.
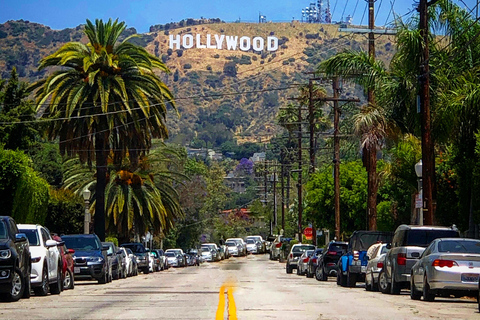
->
[215,282,237,320]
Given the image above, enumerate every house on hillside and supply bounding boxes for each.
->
[224,171,246,193]
[250,152,266,163]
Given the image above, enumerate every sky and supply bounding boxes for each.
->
[0,0,478,33]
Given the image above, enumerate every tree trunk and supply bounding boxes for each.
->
[367,145,378,231]
[94,131,108,241]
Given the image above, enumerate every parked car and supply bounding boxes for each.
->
[165,251,180,267]
[62,234,110,284]
[123,248,138,276]
[102,242,121,280]
[297,250,315,276]
[120,243,150,274]
[410,238,480,301]
[306,248,323,278]
[151,249,166,271]
[201,247,213,262]
[338,231,393,287]
[165,249,186,267]
[246,235,265,253]
[364,242,389,291]
[18,224,63,296]
[316,241,348,281]
[201,244,220,262]
[225,241,239,256]
[381,225,459,294]
[0,216,31,302]
[148,251,159,272]
[117,247,131,277]
[246,238,259,254]
[51,235,75,290]
[187,250,200,266]
[225,238,246,256]
[286,244,316,274]
[269,235,284,260]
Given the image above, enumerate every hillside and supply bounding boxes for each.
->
[0,20,397,146]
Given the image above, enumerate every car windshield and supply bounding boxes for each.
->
[123,244,146,253]
[63,236,100,250]
[0,221,7,239]
[201,247,210,252]
[404,230,459,247]
[329,243,348,253]
[438,240,480,254]
[18,229,40,246]
[292,245,315,253]
[246,239,255,244]
[166,252,175,257]
[226,242,236,247]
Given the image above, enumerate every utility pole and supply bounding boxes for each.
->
[297,105,303,242]
[281,159,285,232]
[333,77,341,240]
[308,79,316,174]
[418,0,436,225]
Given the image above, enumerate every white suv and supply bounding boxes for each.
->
[17,224,62,296]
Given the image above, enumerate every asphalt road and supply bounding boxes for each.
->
[1,254,479,319]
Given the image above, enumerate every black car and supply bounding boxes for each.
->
[62,234,110,284]
[120,243,149,274]
[0,216,31,302]
[306,248,323,278]
[316,241,348,281]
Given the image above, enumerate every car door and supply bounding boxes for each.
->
[9,219,28,272]
[413,242,433,290]
[41,228,56,281]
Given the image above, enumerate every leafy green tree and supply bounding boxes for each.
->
[31,19,176,241]
[0,147,49,224]
[45,188,84,235]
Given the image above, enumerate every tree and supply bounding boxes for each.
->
[31,19,176,241]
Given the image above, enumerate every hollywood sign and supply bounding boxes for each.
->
[169,34,279,52]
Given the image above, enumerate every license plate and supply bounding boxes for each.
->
[361,266,367,273]
[461,273,479,282]
[74,267,80,274]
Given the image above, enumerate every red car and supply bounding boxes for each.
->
[52,235,75,290]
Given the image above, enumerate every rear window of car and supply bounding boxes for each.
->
[123,244,146,253]
[292,245,316,252]
[404,230,459,247]
[329,243,347,253]
[166,252,175,257]
[18,229,40,246]
[438,240,480,254]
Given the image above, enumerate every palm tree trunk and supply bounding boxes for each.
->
[94,131,108,241]
[367,145,378,231]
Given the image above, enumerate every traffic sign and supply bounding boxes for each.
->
[304,227,313,240]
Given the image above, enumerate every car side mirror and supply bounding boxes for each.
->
[107,252,113,256]
[117,250,123,255]
[45,239,58,248]
[386,243,392,250]
[15,233,27,243]
[102,245,109,251]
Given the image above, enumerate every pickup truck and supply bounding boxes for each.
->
[0,216,31,301]
[337,230,393,287]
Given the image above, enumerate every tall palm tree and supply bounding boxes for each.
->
[30,19,175,240]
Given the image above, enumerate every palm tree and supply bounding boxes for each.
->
[30,19,175,241]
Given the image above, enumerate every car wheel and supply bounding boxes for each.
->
[320,266,328,281]
[286,263,292,274]
[306,268,314,278]
[2,267,25,302]
[22,265,31,299]
[378,270,391,294]
[64,269,74,290]
[98,270,107,284]
[390,267,401,295]
[423,274,435,302]
[144,267,150,274]
[50,266,62,295]
[315,266,322,281]
[410,274,422,300]
[34,265,49,296]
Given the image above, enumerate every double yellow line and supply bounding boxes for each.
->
[215,282,237,320]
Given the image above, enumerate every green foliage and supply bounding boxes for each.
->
[105,236,119,246]
[28,142,63,187]
[223,62,237,77]
[45,188,84,235]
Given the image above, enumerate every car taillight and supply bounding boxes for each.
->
[276,243,282,248]
[289,253,293,259]
[326,262,336,267]
[353,251,359,261]
[377,262,384,269]
[312,258,317,263]
[303,258,309,263]
[397,253,406,266]
[327,251,337,255]
[432,259,458,268]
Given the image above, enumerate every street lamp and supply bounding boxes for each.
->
[82,188,91,234]
[415,160,423,226]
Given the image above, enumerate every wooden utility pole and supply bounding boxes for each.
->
[333,77,341,240]
[297,105,303,242]
[281,160,285,232]
[308,79,316,174]
[419,0,436,225]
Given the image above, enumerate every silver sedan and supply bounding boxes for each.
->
[365,243,389,291]
[410,238,480,301]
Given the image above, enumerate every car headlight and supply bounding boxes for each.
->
[86,257,104,263]
[0,249,11,259]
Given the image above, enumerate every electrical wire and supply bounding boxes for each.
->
[360,2,368,25]
[384,0,397,27]
[374,0,384,24]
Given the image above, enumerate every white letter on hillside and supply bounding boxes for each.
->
[182,34,194,49]
[267,36,279,51]
[239,36,251,51]
[196,34,206,49]
[252,37,264,51]
[169,35,181,50]
[215,34,225,49]
[206,34,216,49]
[225,36,238,50]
